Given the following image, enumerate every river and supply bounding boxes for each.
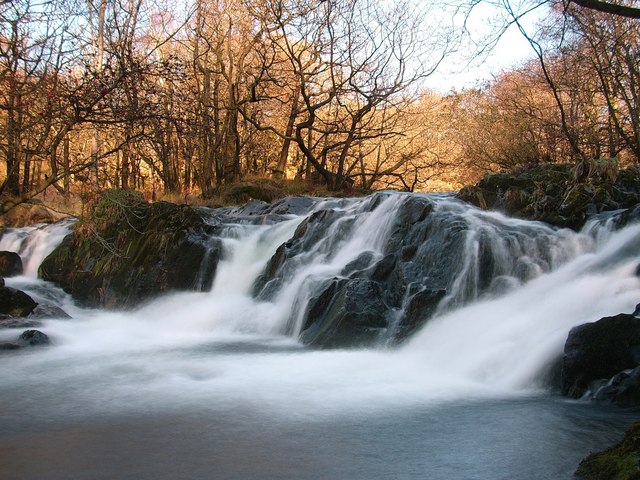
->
[0,193,639,479]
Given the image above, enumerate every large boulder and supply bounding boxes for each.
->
[250,192,571,348]
[0,200,63,227]
[0,251,23,276]
[39,190,221,308]
[561,313,640,398]
[0,286,37,317]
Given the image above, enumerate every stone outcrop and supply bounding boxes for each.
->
[39,190,221,308]
[458,163,640,229]
[0,285,37,317]
[561,312,640,399]
[0,251,23,276]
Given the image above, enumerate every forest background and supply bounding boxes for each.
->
[1,0,639,214]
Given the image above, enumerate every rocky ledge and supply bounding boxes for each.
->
[39,190,220,308]
[558,308,640,479]
[458,163,640,229]
[560,308,640,405]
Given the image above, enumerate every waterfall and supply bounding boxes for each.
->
[0,218,76,277]
[2,196,640,480]
[1,195,639,409]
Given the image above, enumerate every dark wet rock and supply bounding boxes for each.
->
[561,313,640,398]
[394,288,447,343]
[0,317,42,329]
[458,164,640,229]
[341,251,375,277]
[0,286,37,317]
[231,198,271,216]
[0,329,51,352]
[588,367,640,407]
[231,196,317,217]
[0,251,23,277]
[253,208,348,300]
[18,329,50,346]
[39,190,221,308]
[252,192,565,347]
[267,196,317,216]
[576,421,640,480]
[368,254,397,282]
[28,304,71,319]
[299,278,388,348]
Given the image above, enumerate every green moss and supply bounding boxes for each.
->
[577,422,640,480]
[40,189,214,308]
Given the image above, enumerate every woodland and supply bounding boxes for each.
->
[1,0,639,212]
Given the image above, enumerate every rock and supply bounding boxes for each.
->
[575,421,640,479]
[298,278,388,348]
[0,251,23,276]
[39,190,221,308]
[588,367,640,407]
[18,329,50,346]
[0,317,42,329]
[0,201,63,228]
[0,329,51,352]
[267,196,316,216]
[561,313,640,398]
[457,164,640,229]
[394,288,447,343]
[0,286,37,317]
[253,191,558,347]
[28,304,72,319]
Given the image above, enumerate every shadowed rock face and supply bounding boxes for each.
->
[561,313,640,399]
[39,190,221,309]
[0,251,23,277]
[0,286,37,317]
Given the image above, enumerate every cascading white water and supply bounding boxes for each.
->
[3,195,640,480]
[0,218,76,277]
[1,195,639,416]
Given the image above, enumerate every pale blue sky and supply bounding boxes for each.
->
[425,1,545,92]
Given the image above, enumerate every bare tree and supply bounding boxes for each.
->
[245,0,454,191]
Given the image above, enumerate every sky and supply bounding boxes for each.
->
[425,1,547,92]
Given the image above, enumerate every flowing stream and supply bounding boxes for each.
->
[0,194,639,480]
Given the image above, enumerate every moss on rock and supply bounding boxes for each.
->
[458,163,640,230]
[576,422,640,480]
[39,189,219,308]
